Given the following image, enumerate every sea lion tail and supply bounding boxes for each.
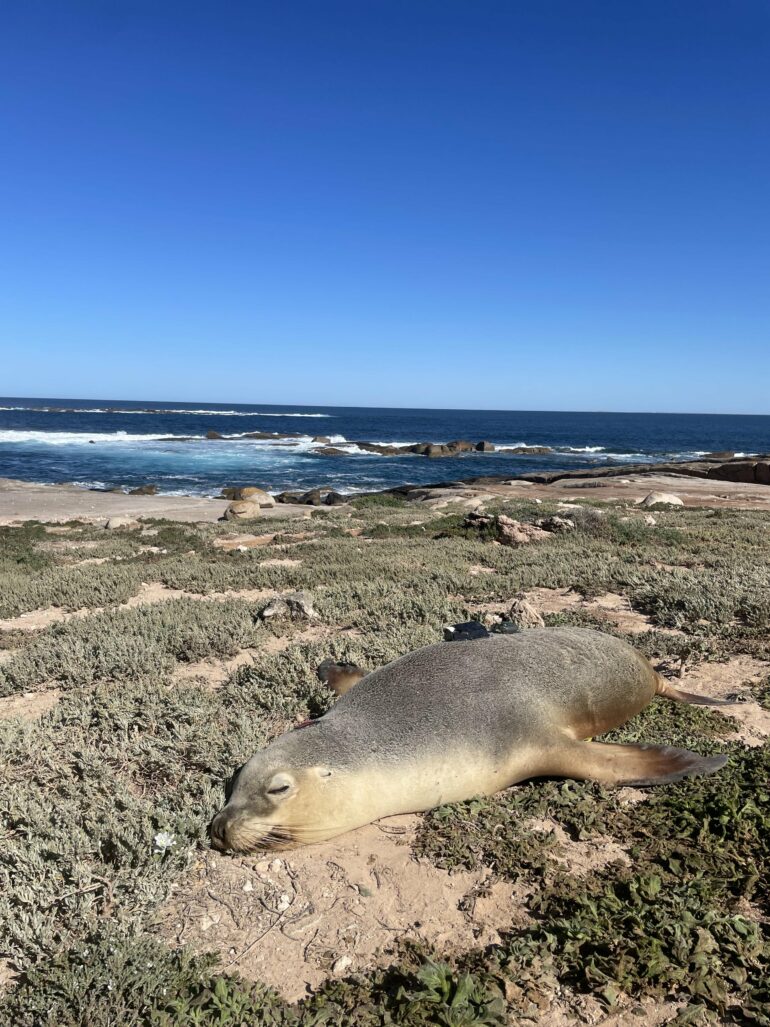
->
[654,672,735,706]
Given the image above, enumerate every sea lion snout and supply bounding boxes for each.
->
[209,804,296,852]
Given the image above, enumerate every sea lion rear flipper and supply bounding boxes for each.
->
[316,660,367,697]
[655,676,736,707]
[547,740,727,786]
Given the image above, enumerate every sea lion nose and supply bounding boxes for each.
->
[209,809,234,851]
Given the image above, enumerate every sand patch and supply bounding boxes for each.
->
[468,564,496,576]
[526,818,631,877]
[521,587,684,635]
[0,689,61,721]
[171,651,258,690]
[674,656,770,747]
[0,583,278,632]
[158,816,524,1002]
[259,624,350,655]
[213,532,315,552]
[259,558,302,568]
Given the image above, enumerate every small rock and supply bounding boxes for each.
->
[299,489,324,506]
[128,484,158,496]
[640,492,684,508]
[507,597,545,628]
[332,955,353,976]
[643,514,657,526]
[261,592,318,621]
[496,515,551,547]
[285,591,318,619]
[206,430,224,440]
[238,487,275,508]
[324,491,347,506]
[260,598,290,621]
[482,611,503,627]
[224,501,261,521]
[312,435,331,444]
[536,515,576,534]
[105,517,140,530]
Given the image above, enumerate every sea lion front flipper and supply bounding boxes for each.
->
[547,740,727,786]
[317,660,368,697]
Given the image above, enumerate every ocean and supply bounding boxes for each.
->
[0,398,767,497]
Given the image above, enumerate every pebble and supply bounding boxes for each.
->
[332,955,353,975]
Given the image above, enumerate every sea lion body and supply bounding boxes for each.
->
[211,628,726,852]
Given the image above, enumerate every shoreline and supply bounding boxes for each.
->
[2,451,770,524]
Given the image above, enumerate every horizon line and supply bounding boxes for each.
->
[0,394,768,419]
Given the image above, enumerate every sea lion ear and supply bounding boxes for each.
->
[266,772,297,799]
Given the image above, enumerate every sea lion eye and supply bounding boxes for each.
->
[266,772,295,797]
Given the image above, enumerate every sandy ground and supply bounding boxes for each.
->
[2,470,770,526]
[436,472,770,510]
[0,478,314,524]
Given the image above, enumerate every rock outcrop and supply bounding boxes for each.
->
[640,492,684,508]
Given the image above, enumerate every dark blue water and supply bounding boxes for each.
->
[1,398,767,496]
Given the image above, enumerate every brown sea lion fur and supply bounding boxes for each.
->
[211,628,727,852]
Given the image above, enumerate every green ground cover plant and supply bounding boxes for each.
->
[0,499,768,1025]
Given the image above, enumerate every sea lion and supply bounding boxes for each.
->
[316,658,367,697]
[210,628,728,852]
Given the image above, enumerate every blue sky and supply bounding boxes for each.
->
[1,1,768,412]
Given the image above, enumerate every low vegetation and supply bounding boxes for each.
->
[1,497,769,1025]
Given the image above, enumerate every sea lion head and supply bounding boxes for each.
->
[210,733,355,852]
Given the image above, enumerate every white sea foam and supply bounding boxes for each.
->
[0,430,200,444]
[0,405,331,417]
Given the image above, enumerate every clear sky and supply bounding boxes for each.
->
[1,1,768,413]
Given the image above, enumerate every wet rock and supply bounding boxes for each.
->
[128,484,158,496]
[206,430,224,440]
[312,436,331,444]
[425,444,450,458]
[299,489,324,506]
[475,441,495,452]
[500,445,553,455]
[324,491,347,506]
[315,446,349,456]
